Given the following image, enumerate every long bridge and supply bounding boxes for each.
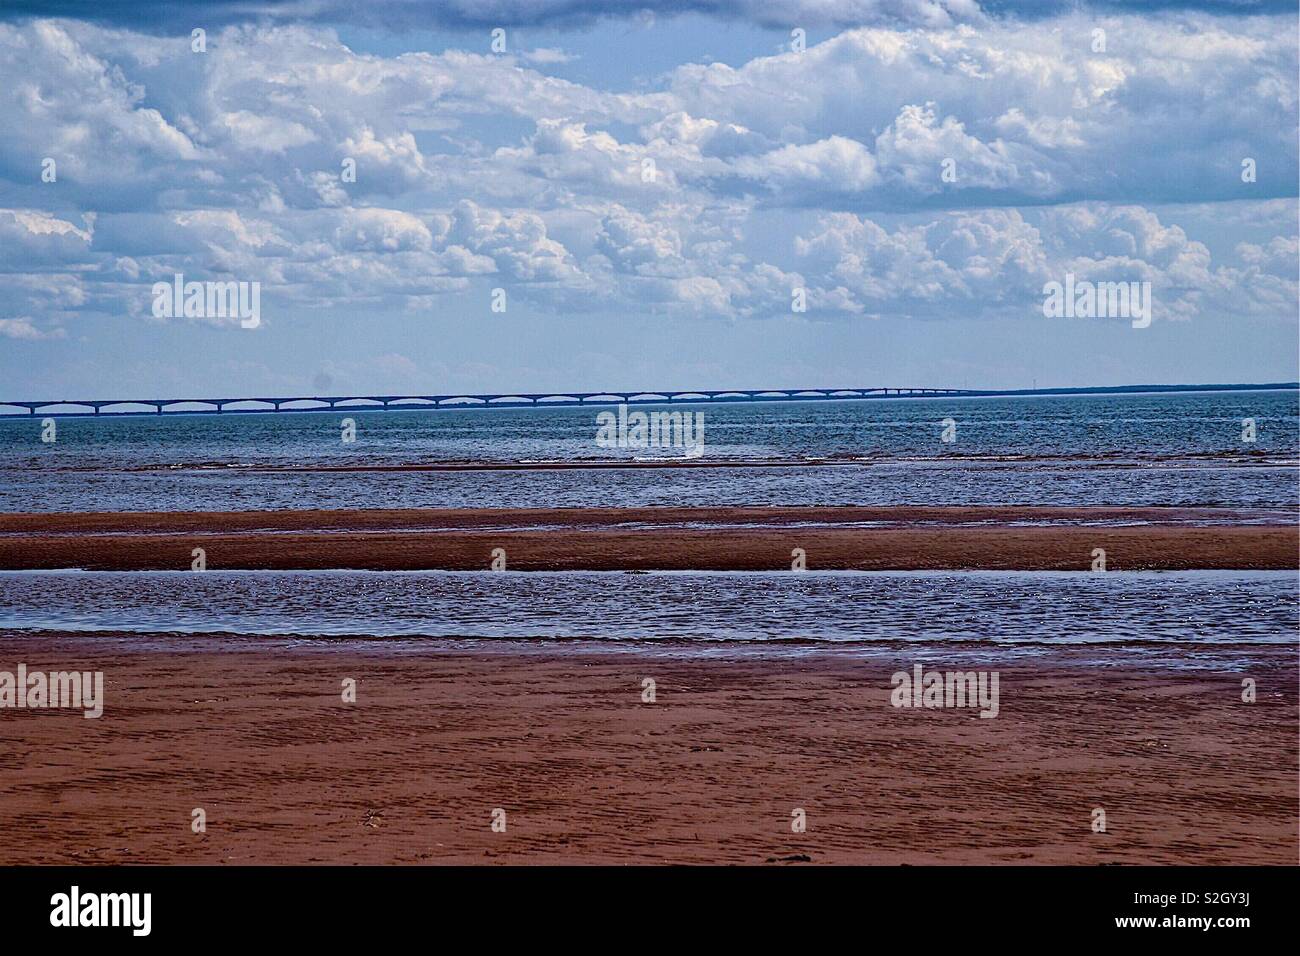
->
[0,382,1294,418]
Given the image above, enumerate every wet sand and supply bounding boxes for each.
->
[0,506,1294,571]
[0,635,1293,865]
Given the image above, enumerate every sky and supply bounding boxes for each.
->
[0,0,1296,400]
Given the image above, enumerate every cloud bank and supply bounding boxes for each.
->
[0,10,1294,338]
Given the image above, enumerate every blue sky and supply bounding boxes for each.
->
[0,0,1296,399]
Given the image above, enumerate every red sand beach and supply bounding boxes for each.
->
[0,636,1293,865]
[1,504,1295,865]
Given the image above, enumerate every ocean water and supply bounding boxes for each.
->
[1,391,1295,650]
[0,570,1292,656]
[0,391,1296,512]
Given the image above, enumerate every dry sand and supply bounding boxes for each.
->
[0,636,1294,865]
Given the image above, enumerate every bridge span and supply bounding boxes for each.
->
[0,383,1294,419]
